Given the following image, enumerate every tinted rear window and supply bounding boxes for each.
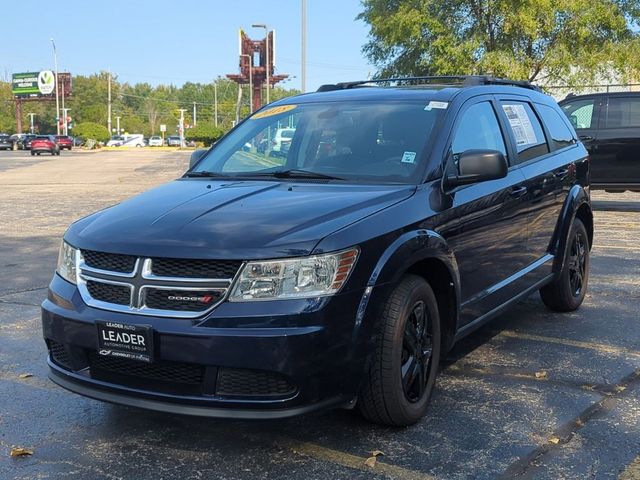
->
[605,96,640,128]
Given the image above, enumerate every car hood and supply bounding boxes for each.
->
[66,179,416,259]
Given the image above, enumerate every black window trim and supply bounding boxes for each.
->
[559,94,603,133]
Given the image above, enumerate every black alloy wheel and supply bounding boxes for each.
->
[359,275,441,426]
[540,218,590,311]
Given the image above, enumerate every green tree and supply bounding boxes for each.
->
[359,0,640,85]
[185,123,225,146]
[73,122,110,142]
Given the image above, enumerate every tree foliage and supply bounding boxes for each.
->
[73,122,110,142]
[186,123,225,146]
[359,0,640,85]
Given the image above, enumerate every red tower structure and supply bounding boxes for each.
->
[227,28,289,113]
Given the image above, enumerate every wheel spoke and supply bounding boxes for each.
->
[412,302,426,336]
[401,356,418,394]
[404,322,419,356]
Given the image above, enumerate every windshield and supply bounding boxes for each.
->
[192,101,442,183]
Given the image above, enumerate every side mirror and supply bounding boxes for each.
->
[189,149,208,169]
[445,149,508,189]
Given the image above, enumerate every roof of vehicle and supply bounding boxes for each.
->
[270,76,552,107]
[559,91,640,103]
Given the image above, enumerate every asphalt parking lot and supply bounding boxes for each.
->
[0,149,638,480]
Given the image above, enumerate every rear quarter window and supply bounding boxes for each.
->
[536,104,575,150]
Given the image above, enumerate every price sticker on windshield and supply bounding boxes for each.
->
[251,104,297,119]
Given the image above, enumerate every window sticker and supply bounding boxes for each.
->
[424,101,449,111]
[502,104,538,146]
[251,104,297,119]
[401,151,417,164]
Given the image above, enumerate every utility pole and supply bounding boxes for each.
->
[115,116,121,135]
[235,85,242,125]
[50,38,60,135]
[61,81,67,135]
[213,82,218,127]
[193,101,197,127]
[178,108,186,147]
[62,108,70,136]
[240,54,254,113]
[107,70,112,137]
[252,24,270,104]
[301,0,307,93]
[28,113,36,134]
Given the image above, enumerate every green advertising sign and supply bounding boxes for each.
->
[12,71,59,98]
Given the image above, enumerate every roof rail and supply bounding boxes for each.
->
[317,75,541,92]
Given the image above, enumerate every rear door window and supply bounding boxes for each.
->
[605,96,640,129]
[500,101,549,163]
[561,98,596,130]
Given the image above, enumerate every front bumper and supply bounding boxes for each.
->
[42,274,372,418]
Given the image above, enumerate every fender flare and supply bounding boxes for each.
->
[353,229,461,342]
[550,185,593,274]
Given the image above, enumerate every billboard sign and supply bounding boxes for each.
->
[12,71,72,98]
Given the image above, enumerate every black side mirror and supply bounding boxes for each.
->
[445,149,508,189]
[189,149,208,169]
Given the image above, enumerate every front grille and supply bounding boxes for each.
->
[88,352,204,385]
[150,258,241,279]
[144,288,224,312]
[82,249,136,273]
[216,368,296,397]
[86,280,131,305]
[49,341,72,369]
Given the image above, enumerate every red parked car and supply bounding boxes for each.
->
[31,135,60,156]
[55,135,73,150]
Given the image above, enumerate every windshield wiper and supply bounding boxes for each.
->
[244,169,344,180]
[183,171,229,178]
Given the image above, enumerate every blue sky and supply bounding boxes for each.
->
[0,0,374,92]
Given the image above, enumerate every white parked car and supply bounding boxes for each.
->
[272,128,295,152]
[106,134,145,147]
[149,136,164,147]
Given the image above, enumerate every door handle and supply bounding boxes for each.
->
[554,168,570,179]
[509,185,528,198]
[578,135,593,141]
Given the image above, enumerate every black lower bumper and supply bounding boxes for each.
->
[48,359,349,419]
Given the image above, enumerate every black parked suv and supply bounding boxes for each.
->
[559,92,640,192]
[42,76,593,426]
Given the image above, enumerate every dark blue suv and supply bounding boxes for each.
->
[42,76,593,426]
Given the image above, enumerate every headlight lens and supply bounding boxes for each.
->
[57,241,78,284]
[229,248,359,301]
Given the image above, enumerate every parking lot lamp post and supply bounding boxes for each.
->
[240,54,254,113]
[50,38,60,135]
[28,113,36,134]
[252,24,269,105]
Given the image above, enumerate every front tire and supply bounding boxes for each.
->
[358,275,441,426]
[540,218,590,312]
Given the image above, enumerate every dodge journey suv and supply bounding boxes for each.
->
[42,76,593,426]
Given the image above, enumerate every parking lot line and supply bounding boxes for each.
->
[619,456,640,480]
[282,438,434,480]
[498,331,640,359]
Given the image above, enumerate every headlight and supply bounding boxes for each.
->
[229,248,359,301]
[57,241,78,284]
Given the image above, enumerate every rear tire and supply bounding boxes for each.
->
[540,218,589,312]
[358,275,441,426]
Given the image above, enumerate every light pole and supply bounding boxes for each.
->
[115,116,121,135]
[301,0,307,93]
[178,109,186,148]
[252,23,270,105]
[193,101,197,127]
[62,108,70,136]
[50,38,60,135]
[28,113,36,134]
[213,82,218,127]
[240,53,254,113]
